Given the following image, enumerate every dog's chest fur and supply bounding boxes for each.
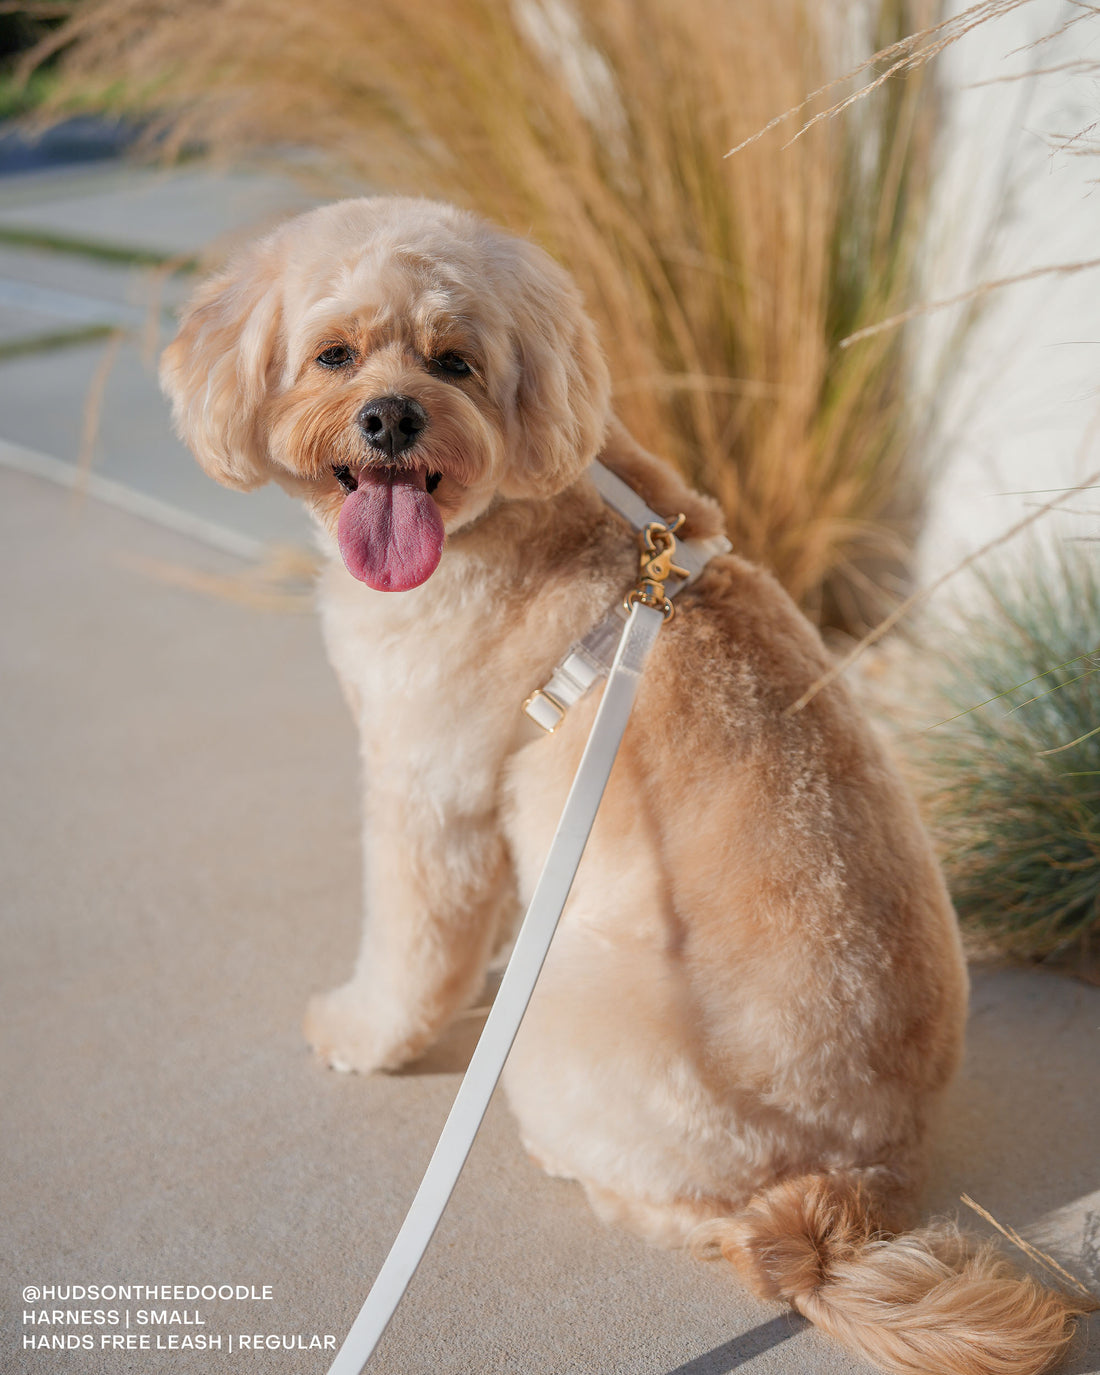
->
[314,493,632,819]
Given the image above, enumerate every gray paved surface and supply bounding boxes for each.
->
[0,161,313,548]
[0,162,318,257]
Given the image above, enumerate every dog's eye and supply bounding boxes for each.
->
[316,344,354,369]
[431,352,472,377]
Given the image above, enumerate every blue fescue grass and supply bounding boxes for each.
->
[921,544,1100,963]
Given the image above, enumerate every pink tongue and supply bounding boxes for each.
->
[337,470,445,591]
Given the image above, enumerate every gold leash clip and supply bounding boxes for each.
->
[624,514,688,621]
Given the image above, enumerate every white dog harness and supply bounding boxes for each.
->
[523,462,732,731]
[328,465,730,1375]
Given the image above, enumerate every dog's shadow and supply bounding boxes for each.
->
[661,1313,805,1373]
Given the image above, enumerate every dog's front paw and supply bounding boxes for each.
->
[303,983,420,1074]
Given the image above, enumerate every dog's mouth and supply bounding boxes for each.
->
[334,465,443,496]
[333,463,446,592]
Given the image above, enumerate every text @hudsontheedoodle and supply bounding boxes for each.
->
[19,1285,336,1355]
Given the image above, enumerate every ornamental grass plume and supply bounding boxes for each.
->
[918,544,1100,967]
[25,0,946,633]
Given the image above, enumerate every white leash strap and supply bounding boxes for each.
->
[327,600,666,1375]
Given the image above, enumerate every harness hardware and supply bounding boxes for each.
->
[624,515,688,621]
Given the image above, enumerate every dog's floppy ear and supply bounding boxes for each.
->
[160,241,283,490]
[499,239,611,499]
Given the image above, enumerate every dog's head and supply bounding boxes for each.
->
[161,197,610,590]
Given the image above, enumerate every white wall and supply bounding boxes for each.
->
[916,0,1100,583]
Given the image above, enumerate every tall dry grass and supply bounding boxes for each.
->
[29,0,944,630]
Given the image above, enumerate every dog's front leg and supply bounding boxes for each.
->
[305,784,514,1073]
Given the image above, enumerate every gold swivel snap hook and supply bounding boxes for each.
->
[624,515,688,621]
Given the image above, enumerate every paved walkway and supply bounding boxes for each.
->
[0,161,314,548]
[1,159,1098,1374]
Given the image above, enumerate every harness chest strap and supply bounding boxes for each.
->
[522,461,732,733]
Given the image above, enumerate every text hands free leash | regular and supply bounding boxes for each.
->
[327,465,730,1375]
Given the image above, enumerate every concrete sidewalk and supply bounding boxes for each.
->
[0,160,314,549]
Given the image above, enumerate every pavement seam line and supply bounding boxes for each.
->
[0,436,267,562]
[0,275,174,328]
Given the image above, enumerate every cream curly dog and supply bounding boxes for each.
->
[161,196,1084,1375]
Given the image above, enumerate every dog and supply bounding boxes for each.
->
[161,196,1085,1375]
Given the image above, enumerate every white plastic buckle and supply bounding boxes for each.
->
[523,646,606,733]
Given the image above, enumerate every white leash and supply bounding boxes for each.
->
[327,597,666,1375]
[326,464,731,1372]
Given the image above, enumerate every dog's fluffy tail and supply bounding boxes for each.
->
[693,1174,1094,1375]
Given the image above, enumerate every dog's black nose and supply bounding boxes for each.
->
[357,395,428,458]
